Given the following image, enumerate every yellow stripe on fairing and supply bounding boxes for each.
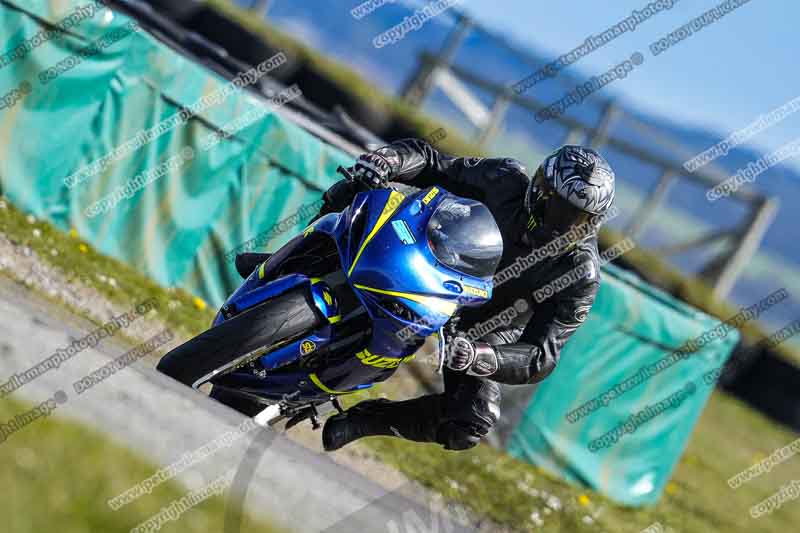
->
[328,314,341,324]
[347,190,405,277]
[353,284,457,316]
[309,373,355,395]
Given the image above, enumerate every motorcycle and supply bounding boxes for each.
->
[156,169,503,430]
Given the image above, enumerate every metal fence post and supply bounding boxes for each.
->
[703,197,780,299]
[401,15,473,106]
[625,169,676,239]
[476,91,511,147]
[588,101,618,148]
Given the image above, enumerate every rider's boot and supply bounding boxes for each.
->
[322,396,442,451]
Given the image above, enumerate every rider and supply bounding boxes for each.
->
[240,141,616,451]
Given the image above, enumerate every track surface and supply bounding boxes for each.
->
[0,277,474,533]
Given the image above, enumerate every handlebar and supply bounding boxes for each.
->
[336,165,398,193]
[336,165,356,182]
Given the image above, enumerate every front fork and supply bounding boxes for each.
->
[437,314,462,374]
[437,326,446,374]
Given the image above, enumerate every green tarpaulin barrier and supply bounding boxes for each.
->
[0,0,349,306]
[507,264,739,505]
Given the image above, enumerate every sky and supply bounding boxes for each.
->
[457,0,800,172]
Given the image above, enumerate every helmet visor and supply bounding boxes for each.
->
[540,189,593,235]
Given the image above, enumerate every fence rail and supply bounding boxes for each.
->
[400,17,777,300]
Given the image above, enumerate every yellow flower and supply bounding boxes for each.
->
[578,494,590,507]
[192,297,207,311]
[665,482,678,495]
[69,228,78,239]
[78,243,88,253]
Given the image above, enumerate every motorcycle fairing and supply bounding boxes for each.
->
[213,186,496,401]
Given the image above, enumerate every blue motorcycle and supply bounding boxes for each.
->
[157,172,503,430]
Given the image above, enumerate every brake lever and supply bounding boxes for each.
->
[336,165,356,182]
[336,165,396,192]
[436,315,461,374]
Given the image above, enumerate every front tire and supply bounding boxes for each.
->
[157,286,323,388]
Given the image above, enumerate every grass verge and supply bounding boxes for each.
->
[0,197,216,339]
[356,389,800,533]
[0,395,280,533]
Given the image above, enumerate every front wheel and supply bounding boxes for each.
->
[156,286,323,388]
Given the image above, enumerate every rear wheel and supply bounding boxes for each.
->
[156,286,324,388]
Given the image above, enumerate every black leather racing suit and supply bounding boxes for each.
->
[321,139,601,450]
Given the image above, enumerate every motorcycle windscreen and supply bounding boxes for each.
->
[426,197,503,280]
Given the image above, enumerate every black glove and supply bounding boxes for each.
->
[344,152,394,190]
[444,336,499,378]
[316,152,395,221]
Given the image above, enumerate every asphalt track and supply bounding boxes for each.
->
[0,277,475,533]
